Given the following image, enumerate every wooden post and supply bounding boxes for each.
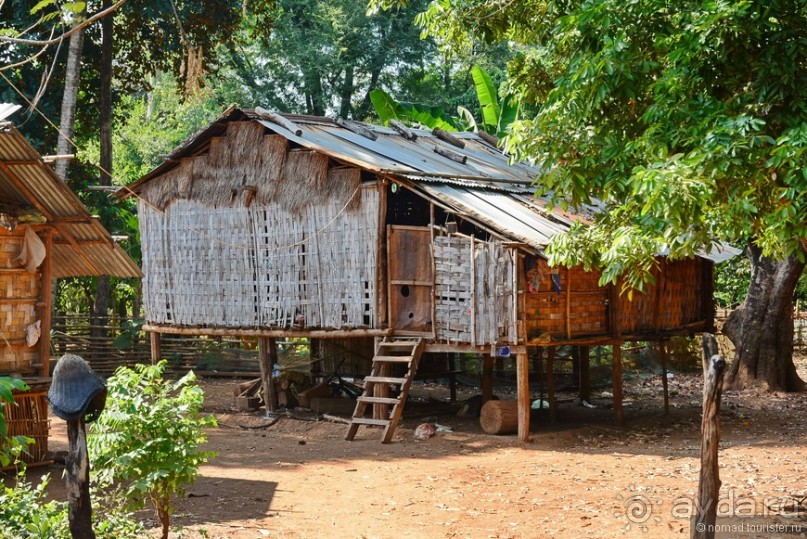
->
[546,346,556,423]
[149,331,161,365]
[578,346,591,403]
[693,334,726,539]
[258,337,279,413]
[481,354,494,403]
[516,352,530,443]
[66,418,95,539]
[660,340,670,415]
[612,343,623,426]
[448,353,457,402]
[39,229,53,377]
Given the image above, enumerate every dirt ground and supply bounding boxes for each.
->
[37,353,807,539]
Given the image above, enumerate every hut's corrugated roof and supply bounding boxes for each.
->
[0,105,142,278]
[126,108,738,263]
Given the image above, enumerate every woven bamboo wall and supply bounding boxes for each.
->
[619,257,710,334]
[433,234,517,345]
[139,183,380,330]
[0,228,39,372]
[524,255,609,341]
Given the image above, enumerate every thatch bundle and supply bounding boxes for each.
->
[139,121,363,213]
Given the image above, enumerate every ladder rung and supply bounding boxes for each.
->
[350,417,390,426]
[374,355,413,363]
[364,376,407,384]
[378,342,418,349]
[357,396,399,405]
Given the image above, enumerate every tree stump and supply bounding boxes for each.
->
[480,400,519,435]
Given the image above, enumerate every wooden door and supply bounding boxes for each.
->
[387,225,433,334]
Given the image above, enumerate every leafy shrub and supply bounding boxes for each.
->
[0,377,31,467]
[88,360,217,539]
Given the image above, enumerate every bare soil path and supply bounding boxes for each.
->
[38,356,807,539]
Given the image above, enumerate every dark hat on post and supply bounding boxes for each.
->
[47,354,107,422]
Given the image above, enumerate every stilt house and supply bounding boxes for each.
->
[0,103,141,463]
[127,107,735,442]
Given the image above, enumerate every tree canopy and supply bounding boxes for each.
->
[400,0,807,293]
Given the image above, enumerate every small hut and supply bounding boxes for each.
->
[126,107,736,441]
[0,104,141,463]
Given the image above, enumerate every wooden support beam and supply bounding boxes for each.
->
[149,331,161,365]
[660,340,670,415]
[258,337,279,413]
[481,355,494,403]
[612,344,624,426]
[578,346,591,403]
[547,346,557,423]
[516,352,530,443]
[39,229,53,377]
[66,418,96,538]
[693,334,726,539]
[143,324,392,339]
[255,107,303,136]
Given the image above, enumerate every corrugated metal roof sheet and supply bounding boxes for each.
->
[128,108,738,264]
[0,105,141,278]
[0,103,21,123]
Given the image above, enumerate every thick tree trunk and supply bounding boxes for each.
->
[723,244,806,392]
[339,65,354,119]
[54,12,86,182]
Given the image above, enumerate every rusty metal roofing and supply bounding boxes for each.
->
[127,107,738,264]
[0,104,141,278]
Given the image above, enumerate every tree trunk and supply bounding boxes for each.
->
[339,65,354,119]
[54,10,87,182]
[92,0,113,341]
[723,244,806,392]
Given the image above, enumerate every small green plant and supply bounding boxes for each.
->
[88,360,217,539]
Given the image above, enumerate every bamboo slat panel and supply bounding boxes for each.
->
[6,390,49,465]
[139,184,379,330]
[0,228,40,372]
[433,235,517,345]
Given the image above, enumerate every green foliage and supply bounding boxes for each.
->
[0,474,68,539]
[88,361,217,536]
[0,377,31,468]
[0,473,144,539]
[412,0,807,291]
[714,256,752,309]
[370,64,519,136]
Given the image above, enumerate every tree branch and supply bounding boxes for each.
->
[0,0,126,47]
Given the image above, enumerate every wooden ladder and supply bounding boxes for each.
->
[345,337,425,443]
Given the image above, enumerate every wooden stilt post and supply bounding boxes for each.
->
[612,343,623,426]
[149,331,161,365]
[516,351,530,443]
[693,334,726,539]
[660,340,670,415]
[579,347,591,403]
[481,354,494,403]
[66,418,95,539]
[39,229,53,377]
[258,337,279,413]
[546,347,556,423]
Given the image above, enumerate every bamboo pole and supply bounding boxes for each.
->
[692,333,726,539]
[258,337,279,413]
[516,351,530,443]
